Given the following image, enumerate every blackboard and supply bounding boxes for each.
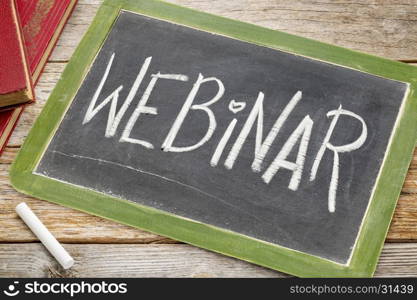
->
[11,0,417,277]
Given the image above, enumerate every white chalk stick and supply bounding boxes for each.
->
[15,202,74,269]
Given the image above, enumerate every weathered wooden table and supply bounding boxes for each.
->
[1,0,417,277]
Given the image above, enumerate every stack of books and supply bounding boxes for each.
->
[0,0,77,155]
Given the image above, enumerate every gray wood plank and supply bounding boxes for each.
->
[1,243,416,277]
[50,0,417,62]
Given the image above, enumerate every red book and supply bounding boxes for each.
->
[0,0,77,154]
[0,0,34,108]
[17,0,78,81]
[0,107,23,152]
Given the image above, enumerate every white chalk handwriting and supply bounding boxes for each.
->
[82,53,368,213]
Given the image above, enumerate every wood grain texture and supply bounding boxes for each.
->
[1,0,417,277]
[0,243,416,277]
[49,0,417,62]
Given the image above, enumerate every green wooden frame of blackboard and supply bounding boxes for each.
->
[10,0,417,277]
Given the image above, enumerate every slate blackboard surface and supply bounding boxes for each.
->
[34,11,407,264]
